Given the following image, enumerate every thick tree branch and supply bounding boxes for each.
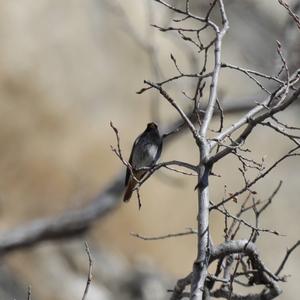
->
[191,2,229,299]
[208,83,300,165]
[210,240,282,299]
[0,175,124,255]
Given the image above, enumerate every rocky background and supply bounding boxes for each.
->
[0,0,299,299]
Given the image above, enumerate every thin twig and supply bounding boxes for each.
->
[131,228,197,241]
[275,240,300,276]
[110,121,139,183]
[214,205,281,236]
[210,146,300,210]
[221,62,284,84]
[136,189,142,210]
[137,72,212,94]
[258,181,282,215]
[27,285,32,300]
[278,0,300,30]
[82,241,93,300]
[228,258,240,300]
[142,80,200,141]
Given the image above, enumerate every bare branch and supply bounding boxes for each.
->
[131,228,197,241]
[278,0,300,30]
[191,2,229,299]
[82,241,93,300]
[208,83,300,165]
[260,121,300,144]
[110,121,138,181]
[152,0,208,23]
[163,165,197,176]
[208,69,300,156]
[214,205,281,236]
[275,240,300,276]
[136,188,142,210]
[208,240,282,299]
[221,62,284,84]
[0,174,124,255]
[271,115,300,130]
[200,1,229,139]
[215,97,224,133]
[137,72,212,94]
[211,146,300,210]
[170,273,192,300]
[27,285,32,300]
[258,181,282,215]
[141,80,199,141]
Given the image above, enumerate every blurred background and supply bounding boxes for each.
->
[0,0,299,299]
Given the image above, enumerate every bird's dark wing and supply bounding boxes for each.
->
[125,133,142,186]
[125,155,132,186]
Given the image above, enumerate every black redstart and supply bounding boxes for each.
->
[123,122,163,202]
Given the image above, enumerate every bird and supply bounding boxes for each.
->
[123,122,163,202]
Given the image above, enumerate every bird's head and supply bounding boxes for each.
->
[147,122,158,130]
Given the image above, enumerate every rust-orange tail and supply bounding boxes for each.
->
[123,171,146,202]
[123,178,136,202]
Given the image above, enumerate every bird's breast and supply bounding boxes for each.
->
[147,144,159,158]
[131,143,158,168]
